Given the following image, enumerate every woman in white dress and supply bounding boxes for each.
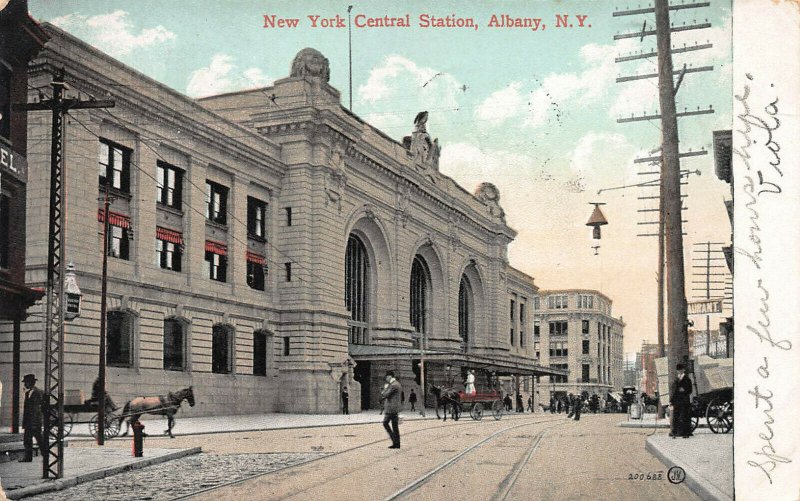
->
[464,370,476,395]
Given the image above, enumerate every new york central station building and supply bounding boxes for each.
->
[0,23,571,420]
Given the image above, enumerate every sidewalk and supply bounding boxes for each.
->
[644,428,733,501]
[0,446,200,500]
[66,408,438,438]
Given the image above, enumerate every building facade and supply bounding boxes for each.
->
[0,25,563,423]
[0,0,47,432]
[534,289,624,399]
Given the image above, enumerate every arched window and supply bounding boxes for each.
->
[107,310,135,367]
[459,275,473,348]
[410,255,431,347]
[345,235,369,345]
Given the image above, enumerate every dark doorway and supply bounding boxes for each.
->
[354,360,371,410]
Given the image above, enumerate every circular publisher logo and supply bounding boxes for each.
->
[668,466,686,484]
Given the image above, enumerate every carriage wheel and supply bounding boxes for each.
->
[689,416,699,433]
[492,400,504,420]
[706,398,733,434]
[89,413,121,441]
[470,403,484,421]
[63,412,74,438]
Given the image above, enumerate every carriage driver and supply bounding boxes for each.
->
[464,370,476,395]
[90,377,119,414]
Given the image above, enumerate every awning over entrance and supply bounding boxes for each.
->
[348,345,568,378]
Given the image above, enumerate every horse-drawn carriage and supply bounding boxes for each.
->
[59,386,195,440]
[688,355,733,434]
[457,391,505,421]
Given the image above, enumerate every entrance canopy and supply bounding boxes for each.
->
[348,345,567,377]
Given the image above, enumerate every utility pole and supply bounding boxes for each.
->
[613,0,713,398]
[18,68,114,478]
[97,179,112,445]
[654,0,689,383]
[347,5,354,111]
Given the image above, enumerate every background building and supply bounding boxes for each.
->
[0,25,564,423]
[535,289,624,400]
[0,0,47,432]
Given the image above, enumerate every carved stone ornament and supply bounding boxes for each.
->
[475,182,506,221]
[363,203,378,221]
[324,139,348,211]
[404,111,441,171]
[290,48,331,82]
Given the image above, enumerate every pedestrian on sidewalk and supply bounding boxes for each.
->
[409,389,417,411]
[573,395,582,421]
[380,371,402,449]
[516,393,524,413]
[567,394,575,419]
[341,385,349,415]
[527,395,533,412]
[20,374,44,462]
[670,363,693,438]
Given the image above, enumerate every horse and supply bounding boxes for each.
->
[427,383,461,422]
[118,386,195,438]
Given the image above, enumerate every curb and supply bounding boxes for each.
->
[67,411,552,439]
[645,438,731,501]
[4,446,202,500]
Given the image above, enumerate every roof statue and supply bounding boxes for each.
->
[405,111,440,171]
[290,48,330,82]
[475,182,506,222]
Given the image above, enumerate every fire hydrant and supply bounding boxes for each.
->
[132,421,145,457]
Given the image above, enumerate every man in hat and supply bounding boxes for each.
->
[20,374,44,462]
[379,370,402,448]
[670,363,693,438]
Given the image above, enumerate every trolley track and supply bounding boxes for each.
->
[175,414,566,501]
[384,417,569,501]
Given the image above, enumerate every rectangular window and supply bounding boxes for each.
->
[519,302,526,348]
[253,331,267,376]
[283,337,290,356]
[247,196,267,239]
[156,227,183,271]
[509,299,515,346]
[98,139,131,192]
[549,321,568,336]
[582,364,590,383]
[205,180,228,225]
[163,319,185,371]
[582,339,590,355]
[0,194,9,268]
[205,241,228,282]
[533,297,540,310]
[285,262,292,282]
[107,311,134,368]
[98,209,131,260]
[211,325,232,374]
[285,207,292,226]
[534,321,540,338]
[156,161,183,209]
[582,320,589,334]
[0,63,10,140]
[246,256,265,291]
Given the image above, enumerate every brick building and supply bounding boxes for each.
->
[0,24,563,422]
[534,289,625,399]
[0,0,47,432]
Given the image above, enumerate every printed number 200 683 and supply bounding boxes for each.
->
[628,472,664,481]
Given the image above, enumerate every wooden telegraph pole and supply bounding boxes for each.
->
[654,0,690,380]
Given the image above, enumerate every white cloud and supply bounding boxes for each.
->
[568,131,640,189]
[359,55,460,105]
[51,10,175,57]
[475,82,525,126]
[186,54,273,98]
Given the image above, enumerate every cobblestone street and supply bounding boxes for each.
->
[26,453,328,501]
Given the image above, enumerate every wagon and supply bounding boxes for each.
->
[689,387,733,434]
[456,391,505,421]
[60,390,121,440]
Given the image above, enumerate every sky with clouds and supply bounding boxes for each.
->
[30,0,733,355]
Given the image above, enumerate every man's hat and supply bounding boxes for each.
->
[22,374,37,383]
[676,363,685,371]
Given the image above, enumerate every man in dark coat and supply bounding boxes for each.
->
[20,374,44,462]
[408,389,417,411]
[380,371,402,448]
[573,394,582,421]
[341,385,349,415]
[670,363,693,438]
